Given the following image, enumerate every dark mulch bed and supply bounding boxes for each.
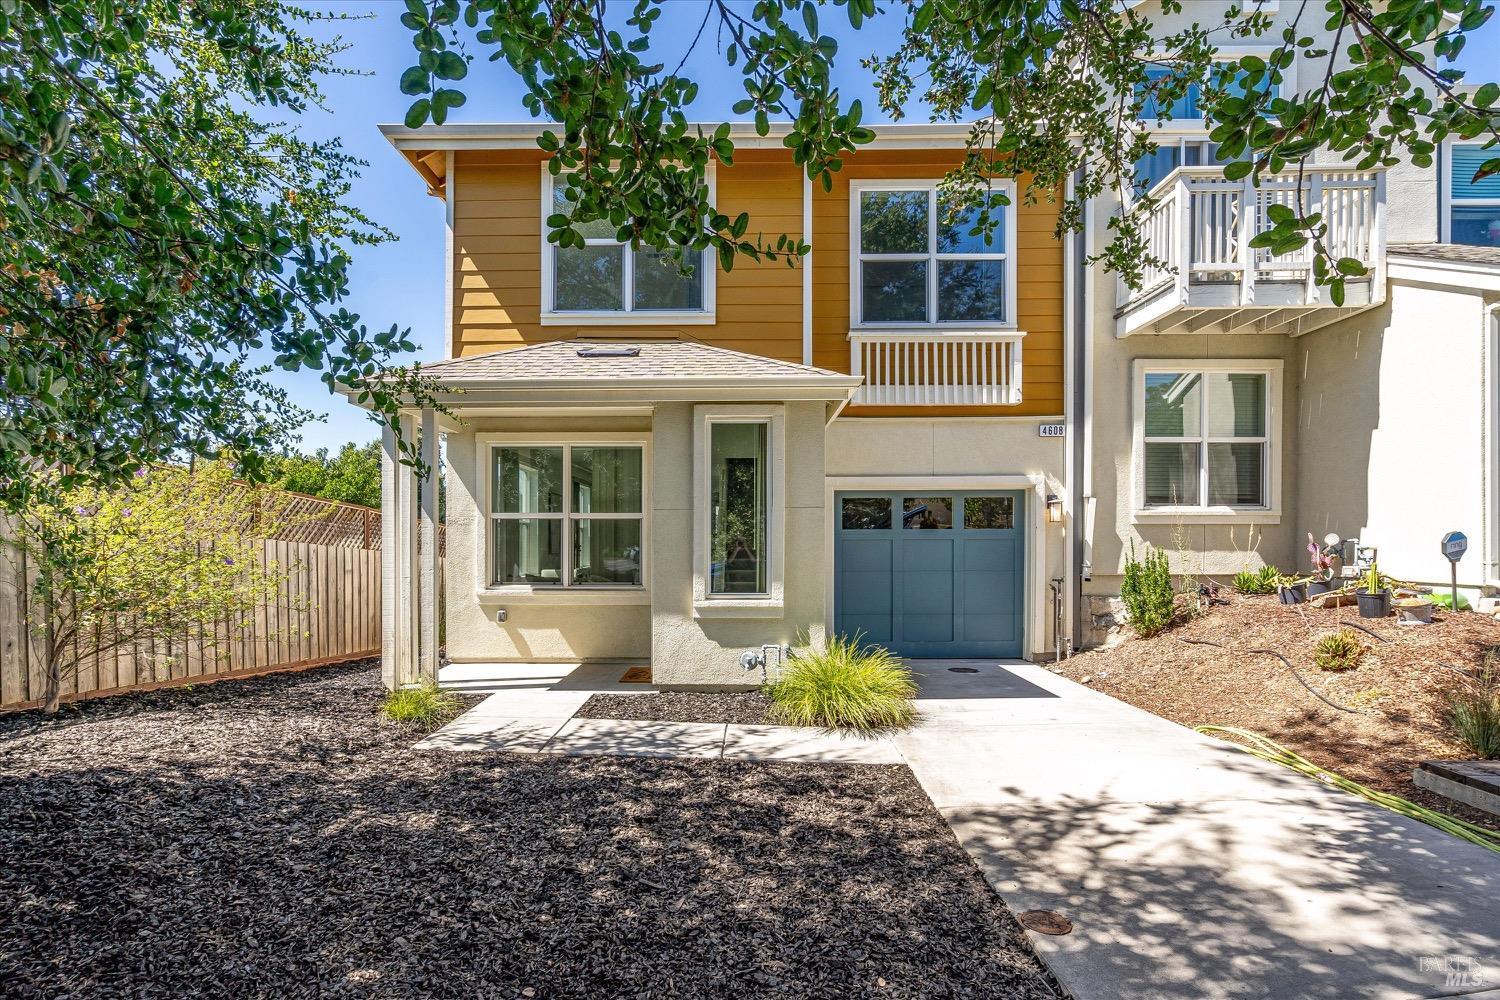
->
[0,662,1060,1000]
[1056,596,1500,827]
[577,690,774,725]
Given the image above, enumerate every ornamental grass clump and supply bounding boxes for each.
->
[382,682,464,729]
[1314,630,1365,672]
[765,635,917,734]
[1449,655,1500,760]
[1232,565,1281,596]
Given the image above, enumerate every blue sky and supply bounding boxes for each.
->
[279,1,1500,453]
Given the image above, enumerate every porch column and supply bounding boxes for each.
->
[417,408,440,683]
[382,412,420,688]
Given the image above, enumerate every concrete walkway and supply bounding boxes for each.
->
[418,662,901,763]
[896,660,1500,1000]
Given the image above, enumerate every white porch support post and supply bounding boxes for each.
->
[380,421,401,690]
[393,411,419,687]
[417,407,440,684]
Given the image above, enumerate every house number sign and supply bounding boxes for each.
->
[1038,423,1065,438]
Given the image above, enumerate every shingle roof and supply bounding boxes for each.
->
[1388,242,1500,267]
[415,339,854,383]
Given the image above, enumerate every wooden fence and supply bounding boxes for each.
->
[0,494,385,713]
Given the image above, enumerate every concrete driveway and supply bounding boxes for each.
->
[894,660,1500,1000]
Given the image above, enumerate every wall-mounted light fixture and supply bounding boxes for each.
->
[1046,493,1064,524]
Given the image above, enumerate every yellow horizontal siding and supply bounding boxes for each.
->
[449,149,1064,417]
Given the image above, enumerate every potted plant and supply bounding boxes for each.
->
[1305,533,1336,597]
[1355,564,1392,619]
[1394,596,1434,624]
[1276,573,1309,605]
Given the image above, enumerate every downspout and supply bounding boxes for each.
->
[802,172,814,367]
[1070,165,1095,650]
[1485,302,1500,582]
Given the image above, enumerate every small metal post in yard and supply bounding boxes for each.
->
[1441,531,1468,610]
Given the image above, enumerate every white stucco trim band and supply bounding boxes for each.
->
[822,474,1049,660]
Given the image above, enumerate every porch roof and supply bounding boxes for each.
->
[352,339,862,409]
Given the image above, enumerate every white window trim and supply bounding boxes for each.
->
[1131,359,1282,524]
[692,404,786,619]
[539,163,717,325]
[1441,140,1500,244]
[476,432,651,602]
[848,178,1018,332]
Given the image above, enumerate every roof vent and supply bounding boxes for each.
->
[575,344,641,358]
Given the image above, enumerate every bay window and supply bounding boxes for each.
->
[543,170,712,321]
[490,443,644,587]
[852,181,1015,328]
[1136,362,1280,515]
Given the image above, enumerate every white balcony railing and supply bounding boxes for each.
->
[849,331,1022,406]
[1121,165,1386,319]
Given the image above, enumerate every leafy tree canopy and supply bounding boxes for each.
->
[262,440,382,509]
[400,0,1500,302]
[0,0,438,514]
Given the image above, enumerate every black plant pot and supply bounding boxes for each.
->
[1277,583,1308,605]
[1356,588,1391,619]
[1306,580,1333,598]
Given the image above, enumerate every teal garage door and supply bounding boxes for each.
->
[834,490,1025,658]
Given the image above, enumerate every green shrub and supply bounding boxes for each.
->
[1449,657,1500,759]
[382,682,465,728]
[765,635,917,733]
[1232,565,1281,595]
[1314,630,1365,672]
[1121,545,1175,637]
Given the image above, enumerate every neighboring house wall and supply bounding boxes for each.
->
[444,415,653,663]
[1295,270,1497,589]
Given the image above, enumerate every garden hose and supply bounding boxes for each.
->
[1196,726,1500,854]
[1174,636,1363,714]
[1337,620,1389,644]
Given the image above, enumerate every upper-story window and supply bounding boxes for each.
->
[1133,58,1270,192]
[541,170,714,324]
[1449,144,1500,247]
[851,180,1015,329]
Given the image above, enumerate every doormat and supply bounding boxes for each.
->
[619,666,653,684]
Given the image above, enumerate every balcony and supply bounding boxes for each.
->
[1117,166,1386,337]
[849,331,1023,407]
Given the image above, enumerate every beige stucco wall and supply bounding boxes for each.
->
[649,401,829,688]
[444,416,653,663]
[1296,276,1496,588]
[825,417,1068,659]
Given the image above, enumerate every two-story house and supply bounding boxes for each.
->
[367,126,1074,687]
[363,6,1500,688]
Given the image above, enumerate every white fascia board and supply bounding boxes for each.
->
[379,121,979,152]
[1389,255,1500,291]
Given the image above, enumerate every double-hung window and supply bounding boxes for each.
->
[1447,143,1500,247]
[852,181,1015,328]
[490,444,644,587]
[542,170,712,321]
[1137,363,1278,513]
